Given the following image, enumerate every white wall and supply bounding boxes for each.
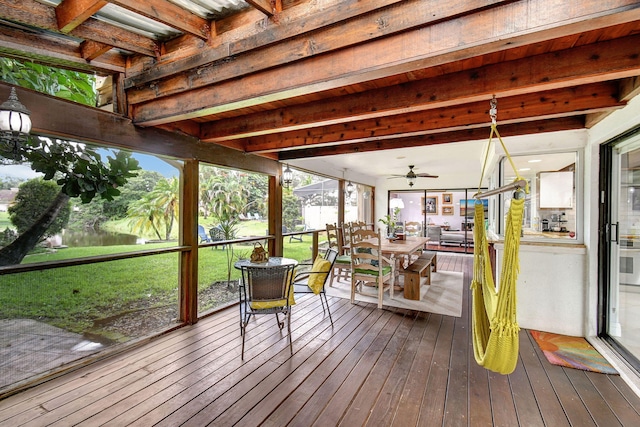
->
[495,243,587,335]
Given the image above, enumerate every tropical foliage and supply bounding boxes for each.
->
[0,57,96,106]
[126,177,179,241]
[0,57,140,265]
[8,178,70,235]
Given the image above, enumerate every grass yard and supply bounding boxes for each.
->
[1,227,317,341]
[0,211,12,230]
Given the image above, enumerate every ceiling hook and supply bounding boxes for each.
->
[489,95,497,125]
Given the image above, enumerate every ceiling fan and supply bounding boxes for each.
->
[388,165,438,187]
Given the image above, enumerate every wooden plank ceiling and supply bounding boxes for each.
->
[1,0,640,162]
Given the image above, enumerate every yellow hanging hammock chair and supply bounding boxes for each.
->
[471,97,528,375]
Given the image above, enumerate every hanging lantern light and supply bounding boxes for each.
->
[0,87,32,161]
[345,181,355,198]
[281,164,293,188]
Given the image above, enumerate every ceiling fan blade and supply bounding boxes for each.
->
[388,166,438,180]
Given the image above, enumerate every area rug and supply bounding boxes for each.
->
[326,271,463,317]
[530,331,618,374]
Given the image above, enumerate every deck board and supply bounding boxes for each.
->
[2,253,640,426]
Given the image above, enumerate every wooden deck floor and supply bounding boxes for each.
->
[1,253,640,426]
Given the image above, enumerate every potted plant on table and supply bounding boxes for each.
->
[379,207,400,239]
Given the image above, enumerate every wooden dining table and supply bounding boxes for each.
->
[357,235,430,286]
[378,235,429,271]
[347,236,429,264]
[377,236,430,259]
[345,235,430,283]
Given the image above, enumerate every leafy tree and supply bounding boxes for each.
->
[245,174,267,217]
[67,198,108,231]
[0,227,17,247]
[126,177,179,241]
[8,178,70,235]
[199,167,217,219]
[0,58,96,106]
[127,193,164,241]
[208,170,251,221]
[0,139,139,265]
[150,177,179,240]
[68,170,164,230]
[0,58,140,265]
[282,191,301,230]
[200,166,271,288]
[99,170,164,221]
[0,176,24,190]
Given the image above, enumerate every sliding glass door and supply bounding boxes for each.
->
[603,130,640,368]
[388,189,475,253]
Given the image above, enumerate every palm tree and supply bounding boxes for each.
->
[208,171,251,221]
[150,177,179,240]
[127,194,164,240]
[199,168,218,219]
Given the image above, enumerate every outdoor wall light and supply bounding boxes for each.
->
[0,87,32,161]
[281,164,293,188]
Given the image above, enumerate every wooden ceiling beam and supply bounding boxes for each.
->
[108,0,211,40]
[124,0,505,91]
[245,0,277,16]
[277,118,586,160]
[0,82,280,176]
[586,76,640,127]
[80,39,113,61]
[56,0,107,33]
[0,0,159,57]
[242,82,623,152]
[71,20,157,57]
[0,25,125,73]
[200,33,640,142]
[129,0,640,126]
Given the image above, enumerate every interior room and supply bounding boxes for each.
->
[2,1,640,425]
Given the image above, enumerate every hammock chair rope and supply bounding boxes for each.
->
[471,96,528,375]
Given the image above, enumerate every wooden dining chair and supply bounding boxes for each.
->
[239,263,296,360]
[405,221,422,237]
[350,228,395,309]
[326,223,351,286]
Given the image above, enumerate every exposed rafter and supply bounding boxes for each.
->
[129,2,640,126]
[199,34,640,142]
[277,118,586,160]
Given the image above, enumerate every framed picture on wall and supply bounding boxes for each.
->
[442,205,454,215]
[442,193,452,204]
[460,199,488,218]
[422,196,438,214]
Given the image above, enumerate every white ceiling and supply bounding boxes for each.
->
[289,138,487,187]
[288,129,584,190]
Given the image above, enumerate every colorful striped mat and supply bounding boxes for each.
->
[530,331,618,375]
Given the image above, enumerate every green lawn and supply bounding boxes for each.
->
[0,211,12,230]
[1,227,316,341]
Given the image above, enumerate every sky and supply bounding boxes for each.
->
[132,153,179,178]
[0,164,41,180]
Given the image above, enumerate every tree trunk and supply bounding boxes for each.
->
[165,213,174,241]
[0,191,70,266]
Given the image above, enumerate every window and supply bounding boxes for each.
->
[499,152,579,242]
[0,136,183,391]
